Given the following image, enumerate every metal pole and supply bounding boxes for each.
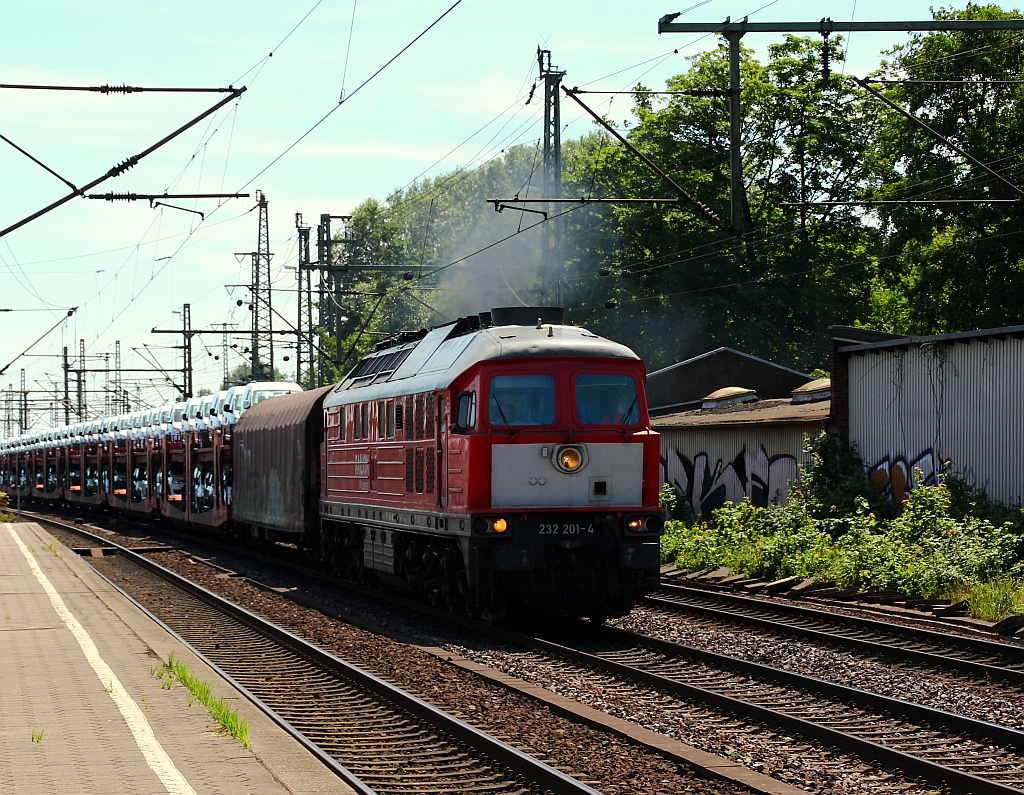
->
[727,31,744,235]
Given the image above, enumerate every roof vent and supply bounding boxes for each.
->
[791,377,831,404]
[490,306,564,326]
[701,386,757,409]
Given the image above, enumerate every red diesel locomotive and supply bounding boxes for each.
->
[309,306,663,621]
[1,307,663,621]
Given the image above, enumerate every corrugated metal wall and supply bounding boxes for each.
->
[847,337,1024,505]
[660,423,824,520]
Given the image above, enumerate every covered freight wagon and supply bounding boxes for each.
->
[232,385,332,542]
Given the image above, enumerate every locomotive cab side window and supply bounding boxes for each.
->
[575,373,640,425]
[487,374,555,427]
[455,391,476,432]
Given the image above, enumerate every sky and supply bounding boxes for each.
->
[0,0,955,429]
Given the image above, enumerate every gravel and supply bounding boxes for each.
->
[612,604,1024,730]
[49,517,971,795]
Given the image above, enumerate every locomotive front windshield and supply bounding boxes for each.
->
[488,374,555,426]
[575,373,640,425]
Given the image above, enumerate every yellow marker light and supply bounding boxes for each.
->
[492,517,508,533]
[627,517,644,531]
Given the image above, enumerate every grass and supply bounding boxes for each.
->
[949,577,1024,622]
[152,652,250,748]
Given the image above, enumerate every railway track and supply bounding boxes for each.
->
[507,621,1024,794]
[644,581,1024,686]
[60,530,605,795]
[38,512,1024,794]
[36,515,761,795]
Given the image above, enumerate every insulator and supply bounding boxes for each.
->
[99,84,136,94]
[99,193,140,202]
[821,33,831,88]
[106,156,139,178]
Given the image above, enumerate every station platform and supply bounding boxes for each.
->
[0,521,353,795]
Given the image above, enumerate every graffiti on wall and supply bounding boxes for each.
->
[663,444,800,520]
[865,448,943,503]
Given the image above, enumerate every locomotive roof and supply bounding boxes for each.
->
[324,319,640,407]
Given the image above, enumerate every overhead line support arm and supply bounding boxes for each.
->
[855,77,1024,200]
[0,86,247,239]
[561,86,726,232]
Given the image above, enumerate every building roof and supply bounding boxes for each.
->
[836,324,1024,354]
[646,347,812,414]
[651,395,831,428]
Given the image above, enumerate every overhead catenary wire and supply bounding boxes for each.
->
[5,0,456,417]
[237,0,464,194]
[8,6,1015,426]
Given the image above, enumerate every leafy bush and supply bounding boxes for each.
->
[0,491,14,523]
[660,447,1024,619]
[797,432,892,523]
[658,482,681,521]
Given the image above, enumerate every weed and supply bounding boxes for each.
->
[950,577,1024,622]
[42,542,58,554]
[31,729,43,743]
[662,442,1024,621]
[103,681,114,694]
[151,652,250,748]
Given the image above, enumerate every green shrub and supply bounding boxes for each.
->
[659,431,1024,620]
[798,432,892,523]
[661,478,1024,619]
[0,491,13,523]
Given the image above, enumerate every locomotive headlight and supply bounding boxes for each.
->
[552,444,587,474]
[473,516,509,534]
[625,515,664,533]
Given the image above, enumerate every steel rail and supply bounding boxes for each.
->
[41,517,602,795]
[648,581,1024,685]
[41,512,1024,793]
[511,624,1024,795]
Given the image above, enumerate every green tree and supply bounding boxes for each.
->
[561,36,884,372]
[221,363,289,390]
[868,3,1024,334]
